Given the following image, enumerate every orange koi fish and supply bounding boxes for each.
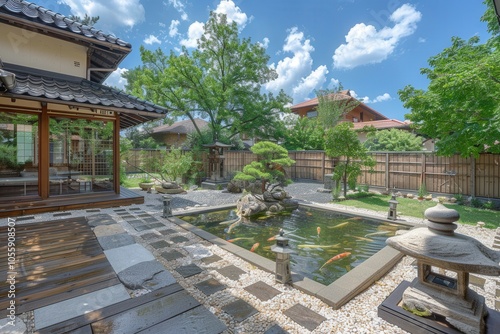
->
[250,242,260,252]
[319,252,351,270]
[267,235,277,242]
[317,226,321,236]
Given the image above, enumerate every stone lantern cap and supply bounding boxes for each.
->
[386,203,500,276]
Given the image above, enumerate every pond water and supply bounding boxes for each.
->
[178,206,409,285]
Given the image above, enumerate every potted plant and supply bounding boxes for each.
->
[139,177,154,191]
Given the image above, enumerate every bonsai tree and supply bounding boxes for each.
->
[233,141,295,194]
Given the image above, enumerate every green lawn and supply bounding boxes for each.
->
[341,194,500,229]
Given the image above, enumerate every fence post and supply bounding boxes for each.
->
[470,157,476,198]
[385,153,389,190]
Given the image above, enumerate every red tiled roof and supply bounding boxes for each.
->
[352,119,411,130]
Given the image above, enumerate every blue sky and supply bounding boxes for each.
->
[47,0,492,121]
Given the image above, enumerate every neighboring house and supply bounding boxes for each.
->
[0,0,168,217]
[151,118,209,148]
[290,90,388,123]
[290,90,434,150]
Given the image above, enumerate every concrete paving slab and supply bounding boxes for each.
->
[222,299,258,322]
[244,281,281,302]
[86,213,117,227]
[0,317,27,334]
[97,233,136,250]
[265,324,289,334]
[104,243,155,273]
[118,260,176,290]
[195,278,226,296]
[283,304,326,331]
[34,284,130,330]
[93,223,126,237]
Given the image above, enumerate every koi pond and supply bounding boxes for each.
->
[178,206,410,286]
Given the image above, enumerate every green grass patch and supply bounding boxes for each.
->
[340,194,500,229]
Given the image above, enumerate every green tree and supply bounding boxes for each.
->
[325,122,375,198]
[281,116,325,150]
[398,1,500,158]
[363,128,423,151]
[316,88,359,129]
[233,141,295,193]
[143,147,193,183]
[124,12,291,144]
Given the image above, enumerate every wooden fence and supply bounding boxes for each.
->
[124,149,500,199]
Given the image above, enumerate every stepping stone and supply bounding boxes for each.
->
[283,304,326,331]
[97,233,136,250]
[53,212,71,217]
[222,299,258,322]
[148,222,165,229]
[159,229,177,235]
[117,260,176,290]
[144,217,159,223]
[150,240,170,249]
[104,244,155,273]
[86,209,100,213]
[91,289,200,333]
[34,285,129,330]
[129,207,141,211]
[265,324,289,334]
[195,278,226,296]
[87,214,117,227]
[161,250,185,261]
[141,233,161,241]
[176,263,203,278]
[138,213,151,218]
[171,235,189,243]
[134,225,152,232]
[127,219,143,226]
[217,265,246,281]
[114,209,127,212]
[121,214,135,219]
[93,224,126,237]
[201,254,222,264]
[244,281,281,301]
[139,305,226,334]
[0,316,27,333]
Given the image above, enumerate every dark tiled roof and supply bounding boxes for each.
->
[0,0,130,48]
[0,0,131,83]
[152,118,209,135]
[5,69,167,129]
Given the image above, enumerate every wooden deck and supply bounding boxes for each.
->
[0,217,120,317]
[0,187,144,218]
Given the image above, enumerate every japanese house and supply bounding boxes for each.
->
[0,0,167,217]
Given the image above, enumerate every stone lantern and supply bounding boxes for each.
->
[201,141,232,190]
[271,228,294,284]
[162,194,172,218]
[384,203,500,334]
[387,193,398,220]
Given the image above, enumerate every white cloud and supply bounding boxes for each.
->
[180,21,204,48]
[104,68,128,91]
[258,37,270,49]
[328,78,340,89]
[144,34,161,45]
[168,0,188,21]
[214,0,249,29]
[265,27,328,103]
[169,19,180,37]
[61,0,145,31]
[333,4,421,69]
[350,91,391,103]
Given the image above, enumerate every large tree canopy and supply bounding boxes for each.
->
[124,12,291,144]
[399,1,500,158]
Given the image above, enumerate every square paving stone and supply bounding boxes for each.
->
[15,215,35,221]
[86,209,100,213]
[53,212,71,217]
[113,209,127,212]
[265,324,289,334]
[134,224,152,232]
[195,278,226,296]
[175,263,203,278]
[170,235,189,243]
[283,304,326,332]
[217,265,246,281]
[140,233,160,241]
[222,299,258,322]
[148,222,165,229]
[144,217,159,223]
[159,229,177,235]
[138,213,151,218]
[129,207,141,211]
[121,214,135,219]
[150,240,170,249]
[127,219,142,226]
[201,254,222,265]
[161,250,184,261]
[97,233,135,250]
[244,281,281,301]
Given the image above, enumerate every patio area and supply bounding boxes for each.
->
[1,182,499,333]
